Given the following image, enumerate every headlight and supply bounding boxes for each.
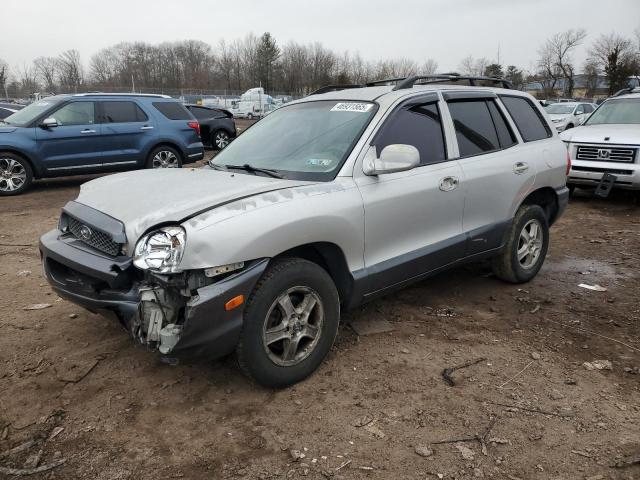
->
[133,226,186,273]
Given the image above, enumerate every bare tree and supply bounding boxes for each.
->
[421,59,438,75]
[33,56,58,93]
[540,29,587,97]
[582,58,600,97]
[589,33,637,94]
[0,59,9,99]
[57,50,84,92]
[16,63,39,94]
[459,55,490,76]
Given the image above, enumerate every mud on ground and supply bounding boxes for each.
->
[1,168,639,480]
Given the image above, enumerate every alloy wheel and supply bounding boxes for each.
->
[151,150,179,168]
[262,286,324,367]
[215,131,230,149]
[517,219,543,269]
[0,158,27,193]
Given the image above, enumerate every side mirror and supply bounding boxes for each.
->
[40,117,58,128]
[363,144,420,176]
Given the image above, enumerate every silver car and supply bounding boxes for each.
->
[545,101,598,132]
[40,76,569,387]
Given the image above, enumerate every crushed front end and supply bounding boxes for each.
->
[40,201,267,361]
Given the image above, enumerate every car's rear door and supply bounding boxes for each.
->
[99,100,155,167]
[355,94,466,294]
[35,100,103,172]
[446,93,549,256]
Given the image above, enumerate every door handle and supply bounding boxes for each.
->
[140,126,154,130]
[513,162,529,174]
[439,176,459,192]
[80,129,96,134]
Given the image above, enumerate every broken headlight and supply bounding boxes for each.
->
[133,226,186,274]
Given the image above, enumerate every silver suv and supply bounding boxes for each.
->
[561,88,640,194]
[40,75,569,388]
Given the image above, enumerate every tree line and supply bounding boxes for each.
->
[1,28,639,100]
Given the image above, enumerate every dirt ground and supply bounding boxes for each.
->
[1,158,639,479]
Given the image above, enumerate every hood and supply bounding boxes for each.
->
[76,168,315,244]
[0,126,18,133]
[559,124,640,145]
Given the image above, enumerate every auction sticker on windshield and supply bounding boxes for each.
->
[330,102,374,113]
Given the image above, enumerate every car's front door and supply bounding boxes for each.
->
[35,101,103,172]
[355,95,465,294]
[99,100,155,167]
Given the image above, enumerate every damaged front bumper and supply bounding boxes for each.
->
[40,229,268,360]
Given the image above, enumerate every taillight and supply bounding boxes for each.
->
[188,121,200,137]
[566,149,571,176]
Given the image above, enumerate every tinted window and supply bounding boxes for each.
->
[0,108,12,120]
[448,100,499,156]
[189,106,212,120]
[487,100,517,148]
[51,102,95,126]
[499,95,551,142]
[375,102,446,166]
[101,101,147,123]
[153,102,192,120]
[583,104,594,113]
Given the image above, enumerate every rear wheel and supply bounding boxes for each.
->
[0,153,33,196]
[212,130,231,150]
[236,258,340,388]
[492,204,549,283]
[146,146,182,169]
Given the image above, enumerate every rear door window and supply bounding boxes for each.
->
[499,95,552,142]
[101,101,148,123]
[189,107,212,120]
[447,100,500,157]
[487,100,517,148]
[374,102,447,166]
[153,102,192,120]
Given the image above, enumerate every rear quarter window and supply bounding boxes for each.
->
[153,102,193,120]
[499,95,552,142]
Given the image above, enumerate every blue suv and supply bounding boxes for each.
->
[0,93,204,195]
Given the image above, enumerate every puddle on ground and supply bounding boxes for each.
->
[544,255,622,280]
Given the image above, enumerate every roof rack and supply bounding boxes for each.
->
[309,73,513,97]
[72,92,172,99]
[392,74,512,90]
[308,85,364,95]
[364,77,408,87]
[613,86,640,97]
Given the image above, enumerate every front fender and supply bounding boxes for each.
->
[180,179,365,273]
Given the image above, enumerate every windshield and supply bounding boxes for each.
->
[212,100,377,181]
[3,98,63,127]
[545,104,575,114]
[585,98,640,125]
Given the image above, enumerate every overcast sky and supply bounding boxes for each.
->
[3,0,639,72]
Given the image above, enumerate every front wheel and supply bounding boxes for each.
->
[491,204,549,283]
[236,258,340,388]
[146,146,182,169]
[0,153,33,196]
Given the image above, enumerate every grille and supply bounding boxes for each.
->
[576,145,636,163]
[67,216,121,256]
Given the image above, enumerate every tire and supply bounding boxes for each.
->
[247,113,254,120]
[0,153,33,196]
[491,204,549,283]
[146,146,182,169]
[212,129,231,150]
[236,258,340,388]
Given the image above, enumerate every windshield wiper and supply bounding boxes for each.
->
[208,161,228,172]
[225,163,285,179]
